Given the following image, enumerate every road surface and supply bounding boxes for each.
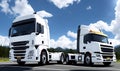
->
[0,62,120,71]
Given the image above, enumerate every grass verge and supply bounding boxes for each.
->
[117,59,120,63]
[0,57,9,62]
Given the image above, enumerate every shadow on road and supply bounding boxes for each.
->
[69,70,113,71]
[0,63,116,71]
[0,65,31,71]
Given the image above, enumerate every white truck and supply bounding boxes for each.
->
[9,13,64,65]
[66,25,116,66]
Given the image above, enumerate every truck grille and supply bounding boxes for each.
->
[101,48,113,52]
[100,45,113,52]
[11,41,29,46]
[11,41,29,59]
[100,45,114,61]
[103,55,113,58]
[12,46,29,50]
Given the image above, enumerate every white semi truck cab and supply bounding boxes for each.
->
[9,13,64,65]
[66,25,116,66]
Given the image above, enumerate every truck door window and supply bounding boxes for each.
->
[84,34,92,44]
[37,24,41,33]
[37,23,44,34]
[41,25,44,34]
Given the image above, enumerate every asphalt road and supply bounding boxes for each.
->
[0,62,120,71]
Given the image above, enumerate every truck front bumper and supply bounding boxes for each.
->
[9,56,40,62]
[92,55,116,63]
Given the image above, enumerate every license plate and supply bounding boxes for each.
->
[17,56,21,62]
[106,57,110,60]
[17,56,21,59]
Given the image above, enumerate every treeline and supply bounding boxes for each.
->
[47,47,77,55]
[115,45,120,60]
[0,45,120,60]
[0,46,9,57]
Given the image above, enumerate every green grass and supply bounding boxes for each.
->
[0,57,9,62]
[117,59,120,63]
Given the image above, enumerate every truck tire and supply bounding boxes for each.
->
[66,55,72,65]
[17,61,25,66]
[66,56,76,65]
[39,51,47,65]
[84,53,92,66]
[57,53,64,64]
[103,62,111,66]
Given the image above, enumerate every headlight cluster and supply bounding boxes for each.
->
[9,50,13,59]
[96,54,101,57]
[9,52,11,59]
[27,50,34,59]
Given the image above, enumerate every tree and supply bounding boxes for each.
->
[115,45,120,60]
[0,46,9,57]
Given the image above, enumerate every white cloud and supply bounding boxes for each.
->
[50,35,76,49]
[0,35,9,46]
[50,31,77,49]
[37,10,53,18]
[111,0,120,40]
[0,0,12,14]
[86,5,92,10]
[50,0,81,9]
[67,31,77,39]
[89,20,111,32]
[0,0,53,18]
[0,0,34,17]
[11,0,34,17]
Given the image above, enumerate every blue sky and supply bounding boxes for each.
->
[0,0,120,48]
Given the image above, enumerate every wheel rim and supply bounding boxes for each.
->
[86,56,90,65]
[66,56,69,63]
[42,54,46,64]
[61,55,64,63]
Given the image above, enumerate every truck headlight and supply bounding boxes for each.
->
[32,40,34,45]
[96,54,101,57]
[27,50,34,59]
[9,52,11,58]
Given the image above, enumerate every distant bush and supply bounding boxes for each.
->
[47,47,77,55]
[0,46,9,57]
[115,45,120,60]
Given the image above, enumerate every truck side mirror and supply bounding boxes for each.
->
[35,32,39,35]
[8,28,11,37]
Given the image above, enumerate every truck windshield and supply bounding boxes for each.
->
[84,34,108,43]
[10,21,35,37]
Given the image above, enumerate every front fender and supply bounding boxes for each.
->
[37,45,49,61]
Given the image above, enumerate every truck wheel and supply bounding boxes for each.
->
[84,53,92,66]
[103,62,111,66]
[17,62,25,66]
[39,51,47,65]
[66,55,71,64]
[57,53,64,64]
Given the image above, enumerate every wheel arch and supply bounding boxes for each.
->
[85,52,91,55]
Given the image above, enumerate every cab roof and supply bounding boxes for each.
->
[89,30,107,37]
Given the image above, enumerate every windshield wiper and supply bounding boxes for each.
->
[11,33,18,37]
